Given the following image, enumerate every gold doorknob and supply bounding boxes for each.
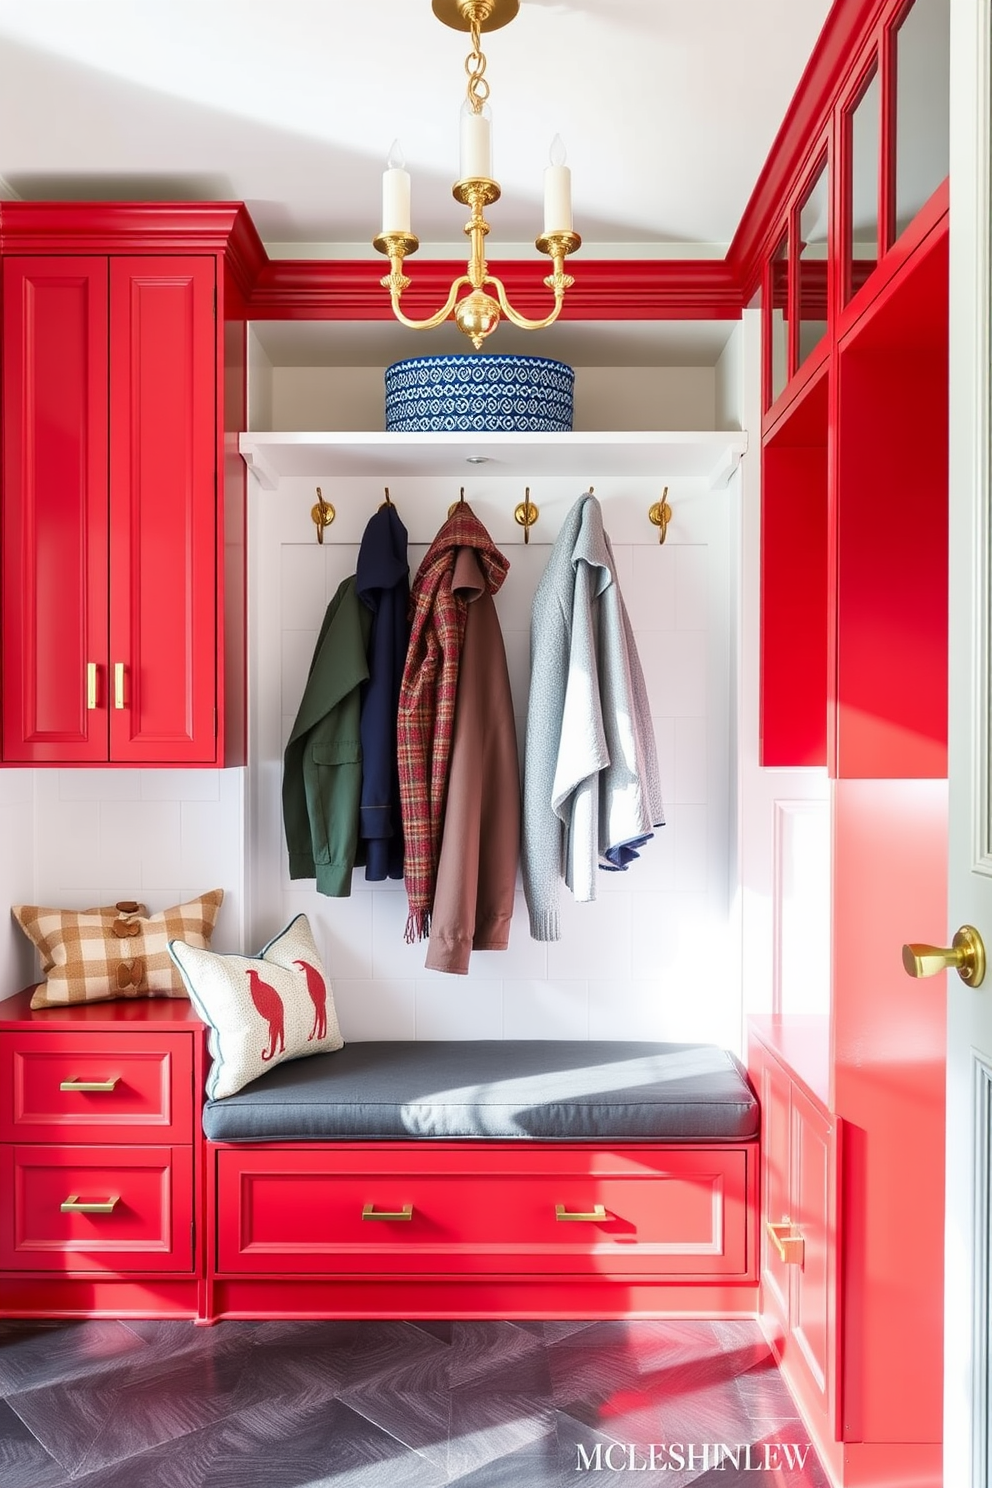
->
[901,925,986,987]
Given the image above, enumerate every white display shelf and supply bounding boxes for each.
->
[238,430,748,491]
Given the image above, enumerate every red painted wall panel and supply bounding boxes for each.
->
[832,776,946,1445]
[760,371,830,767]
[832,224,948,779]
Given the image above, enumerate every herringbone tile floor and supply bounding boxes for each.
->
[0,1317,830,1487]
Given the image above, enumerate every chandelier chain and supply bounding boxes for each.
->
[372,0,580,347]
[464,22,490,113]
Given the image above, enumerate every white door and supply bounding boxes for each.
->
[944,0,992,1481]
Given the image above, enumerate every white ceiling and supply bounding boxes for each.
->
[0,0,833,256]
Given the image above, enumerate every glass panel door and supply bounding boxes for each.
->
[798,159,829,367]
[894,0,950,239]
[846,62,880,301]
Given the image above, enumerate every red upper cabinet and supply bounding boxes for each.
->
[3,249,230,765]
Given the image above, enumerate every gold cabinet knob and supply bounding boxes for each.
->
[901,924,986,987]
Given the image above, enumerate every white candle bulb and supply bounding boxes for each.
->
[543,134,572,234]
[460,101,493,180]
[381,138,411,234]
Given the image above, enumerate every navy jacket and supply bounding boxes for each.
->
[356,502,410,881]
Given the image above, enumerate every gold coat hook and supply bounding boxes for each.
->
[311,486,335,544]
[648,486,672,544]
[514,486,539,544]
[381,485,393,508]
[448,486,468,517]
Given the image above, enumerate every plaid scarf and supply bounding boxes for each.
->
[398,503,509,942]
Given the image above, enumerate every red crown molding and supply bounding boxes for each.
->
[247,255,744,321]
[222,206,270,305]
[0,200,250,256]
[728,0,889,301]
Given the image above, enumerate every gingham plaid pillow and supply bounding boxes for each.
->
[13,891,224,1008]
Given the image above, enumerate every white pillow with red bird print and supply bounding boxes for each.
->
[168,913,343,1099]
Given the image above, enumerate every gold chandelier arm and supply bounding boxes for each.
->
[385,271,475,332]
[486,270,571,333]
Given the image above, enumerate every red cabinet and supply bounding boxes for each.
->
[2,253,221,764]
[749,1025,840,1476]
[216,1143,752,1280]
[0,989,206,1318]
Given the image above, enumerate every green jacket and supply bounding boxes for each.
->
[282,575,372,896]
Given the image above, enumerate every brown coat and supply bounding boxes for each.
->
[425,548,520,975]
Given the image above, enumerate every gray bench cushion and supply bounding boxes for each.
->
[201,1040,759,1143]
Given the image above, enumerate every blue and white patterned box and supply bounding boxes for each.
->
[384,354,574,433]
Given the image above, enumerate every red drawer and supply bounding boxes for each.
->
[0,1032,193,1142]
[0,1145,194,1272]
[216,1143,753,1279]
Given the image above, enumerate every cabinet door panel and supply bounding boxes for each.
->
[757,1048,792,1331]
[790,1084,834,1409]
[2,258,109,762]
[109,258,217,763]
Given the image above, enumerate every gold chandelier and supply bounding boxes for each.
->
[372,0,581,350]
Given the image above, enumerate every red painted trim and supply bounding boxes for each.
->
[205,1276,761,1322]
[223,208,269,308]
[0,201,249,255]
[247,255,743,321]
[835,176,947,346]
[0,1277,202,1318]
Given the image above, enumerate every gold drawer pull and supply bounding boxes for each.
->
[362,1203,413,1221]
[114,662,126,710]
[766,1219,805,1265]
[555,1203,608,1222]
[60,1195,119,1214]
[86,662,98,710]
[59,1078,120,1093]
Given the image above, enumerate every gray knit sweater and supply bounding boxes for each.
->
[521,493,665,941]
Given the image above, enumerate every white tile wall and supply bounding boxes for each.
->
[0,767,247,993]
[0,769,37,990]
[248,471,740,1051]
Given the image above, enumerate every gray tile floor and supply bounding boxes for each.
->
[0,1316,830,1487]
